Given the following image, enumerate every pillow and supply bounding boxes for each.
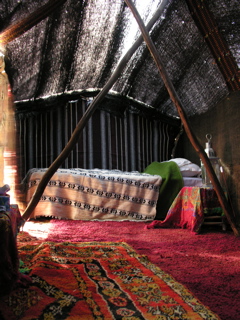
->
[169,158,191,167]
[179,163,201,177]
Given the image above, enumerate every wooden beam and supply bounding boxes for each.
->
[125,0,240,236]
[22,2,168,221]
[185,0,240,91]
[0,0,67,45]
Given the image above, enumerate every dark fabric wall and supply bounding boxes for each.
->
[16,98,180,182]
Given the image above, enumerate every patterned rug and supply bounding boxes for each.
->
[0,232,220,320]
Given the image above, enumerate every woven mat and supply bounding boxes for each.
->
[0,232,220,320]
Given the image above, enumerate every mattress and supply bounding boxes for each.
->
[183,176,203,187]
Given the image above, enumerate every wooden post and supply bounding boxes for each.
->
[21,2,168,221]
[0,0,67,45]
[124,0,240,236]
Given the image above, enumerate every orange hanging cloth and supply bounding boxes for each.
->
[0,52,17,201]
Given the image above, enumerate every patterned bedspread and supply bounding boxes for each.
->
[24,168,162,221]
[146,186,224,233]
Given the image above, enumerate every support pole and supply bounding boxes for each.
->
[0,0,67,45]
[21,2,168,221]
[124,0,239,236]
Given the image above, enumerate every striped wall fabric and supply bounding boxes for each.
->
[16,98,180,181]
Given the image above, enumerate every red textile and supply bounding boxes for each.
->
[0,236,220,320]
[146,187,223,233]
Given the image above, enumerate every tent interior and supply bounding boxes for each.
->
[1,0,240,255]
[1,0,240,319]
[0,0,239,227]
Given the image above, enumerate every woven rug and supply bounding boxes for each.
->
[0,232,220,320]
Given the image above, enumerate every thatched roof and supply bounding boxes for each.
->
[0,0,239,118]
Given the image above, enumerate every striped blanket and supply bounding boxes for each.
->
[24,168,162,221]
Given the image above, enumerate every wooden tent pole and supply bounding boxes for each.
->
[21,2,168,221]
[0,0,68,45]
[125,0,240,236]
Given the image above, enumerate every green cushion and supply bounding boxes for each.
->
[143,161,183,220]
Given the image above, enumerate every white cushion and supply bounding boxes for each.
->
[179,163,201,177]
[169,158,191,167]
[169,158,201,177]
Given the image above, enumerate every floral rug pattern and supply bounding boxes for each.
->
[0,232,220,320]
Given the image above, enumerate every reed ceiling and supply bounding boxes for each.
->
[0,0,239,119]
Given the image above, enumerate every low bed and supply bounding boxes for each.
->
[23,168,162,221]
[22,159,202,221]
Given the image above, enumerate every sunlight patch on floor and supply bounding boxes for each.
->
[23,220,51,239]
[198,252,240,261]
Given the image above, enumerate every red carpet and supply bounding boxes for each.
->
[0,233,221,320]
[23,219,240,320]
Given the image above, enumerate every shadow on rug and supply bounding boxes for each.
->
[0,232,220,320]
